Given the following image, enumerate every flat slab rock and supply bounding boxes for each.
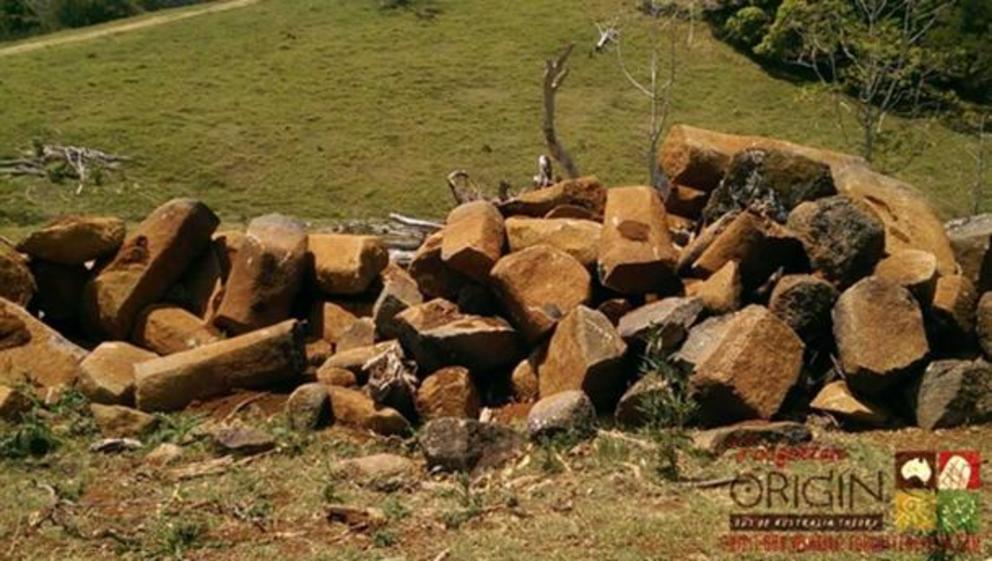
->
[693,421,812,455]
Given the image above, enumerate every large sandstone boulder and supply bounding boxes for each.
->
[832,277,929,395]
[134,319,306,411]
[685,260,741,314]
[930,275,977,340]
[873,249,939,304]
[658,124,863,192]
[689,210,805,290]
[310,301,359,346]
[78,342,157,405]
[505,217,601,268]
[327,386,410,436]
[0,245,35,308]
[408,231,470,302]
[787,195,886,287]
[538,306,627,410]
[0,298,86,388]
[768,274,838,347]
[213,214,307,334]
[310,233,389,296]
[200,231,244,322]
[597,186,679,294]
[490,245,591,343]
[916,359,992,430]
[416,366,481,420]
[617,297,703,350]
[168,235,227,317]
[132,305,222,355]
[286,383,331,431]
[394,299,521,373]
[810,380,890,427]
[671,314,735,372]
[83,199,219,339]
[677,211,739,274]
[527,390,596,440]
[832,164,955,276]
[702,148,836,224]
[441,201,505,281]
[18,215,125,265]
[945,214,992,292]
[689,305,803,425]
[499,176,606,218]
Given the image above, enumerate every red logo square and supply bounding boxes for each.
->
[937,451,981,490]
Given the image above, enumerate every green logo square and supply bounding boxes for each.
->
[937,491,980,534]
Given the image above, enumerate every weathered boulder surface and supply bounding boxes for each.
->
[79,341,157,405]
[18,215,125,265]
[690,305,803,425]
[0,245,35,308]
[527,390,596,440]
[132,305,222,355]
[505,217,601,268]
[210,425,276,456]
[90,404,157,438]
[787,195,885,287]
[685,260,741,314]
[420,418,523,472]
[930,274,978,339]
[0,385,30,421]
[372,264,424,340]
[408,231,470,302]
[415,366,481,420]
[310,301,359,346]
[597,186,679,295]
[702,148,836,224]
[769,274,838,346]
[316,365,358,388]
[286,383,331,431]
[617,297,703,350]
[213,214,307,334]
[916,359,992,430]
[499,176,606,218]
[810,380,890,426]
[311,233,389,296]
[83,199,219,339]
[615,375,672,427]
[395,299,521,373]
[490,245,591,343]
[671,314,734,372]
[134,319,306,411]
[874,249,939,304]
[832,277,929,395]
[319,340,402,378]
[441,201,505,281]
[327,386,411,436]
[946,214,992,292]
[510,354,541,402]
[0,298,86,388]
[689,210,804,290]
[977,292,992,359]
[538,306,627,409]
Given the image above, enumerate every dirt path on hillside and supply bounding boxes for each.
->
[0,0,261,58]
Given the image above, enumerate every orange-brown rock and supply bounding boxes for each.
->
[617,297,704,351]
[213,215,307,334]
[505,217,601,268]
[373,263,424,339]
[0,384,30,421]
[90,403,158,438]
[768,274,838,347]
[810,380,890,426]
[690,210,804,290]
[0,297,86,388]
[336,318,375,352]
[320,340,403,378]
[0,244,35,308]
[310,233,389,295]
[685,260,741,314]
[441,201,505,281]
[202,231,244,321]
[408,231,470,301]
[873,249,939,304]
[79,342,157,405]
[394,298,522,373]
[316,365,358,388]
[310,301,359,345]
[18,215,125,265]
[690,305,804,425]
[597,186,679,295]
[544,204,600,220]
[832,277,929,395]
[170,236,226,317]
[499,176,606,218]
[665,184,709,219]
[538,306,628,410]
[134,319,306,411]
[133,305,222,355]
[490,245,591,343]
[327,386,410,436]
[83,199,219,339]
[510,355,540,403]
[416,366,481,420]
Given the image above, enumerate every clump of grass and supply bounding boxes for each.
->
[153,517,208,560]
[439,472,483,529]
[147,412,203,446]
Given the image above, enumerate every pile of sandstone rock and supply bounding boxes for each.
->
[2,124,992,447]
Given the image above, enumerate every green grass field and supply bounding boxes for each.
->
[0,0,985,233]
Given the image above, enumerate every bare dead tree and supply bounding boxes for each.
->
[542,43,580,179]
[445,169,482,204]
[614,14,679,196]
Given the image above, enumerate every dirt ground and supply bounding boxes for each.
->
[1,390,990,561]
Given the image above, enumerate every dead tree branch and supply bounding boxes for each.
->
[0,143,130,194]
[446,170,483,204]
[542,43,580,179]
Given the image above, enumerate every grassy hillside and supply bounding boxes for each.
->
[0,0,984,233]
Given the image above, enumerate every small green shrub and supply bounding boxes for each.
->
[723,6,771,51]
